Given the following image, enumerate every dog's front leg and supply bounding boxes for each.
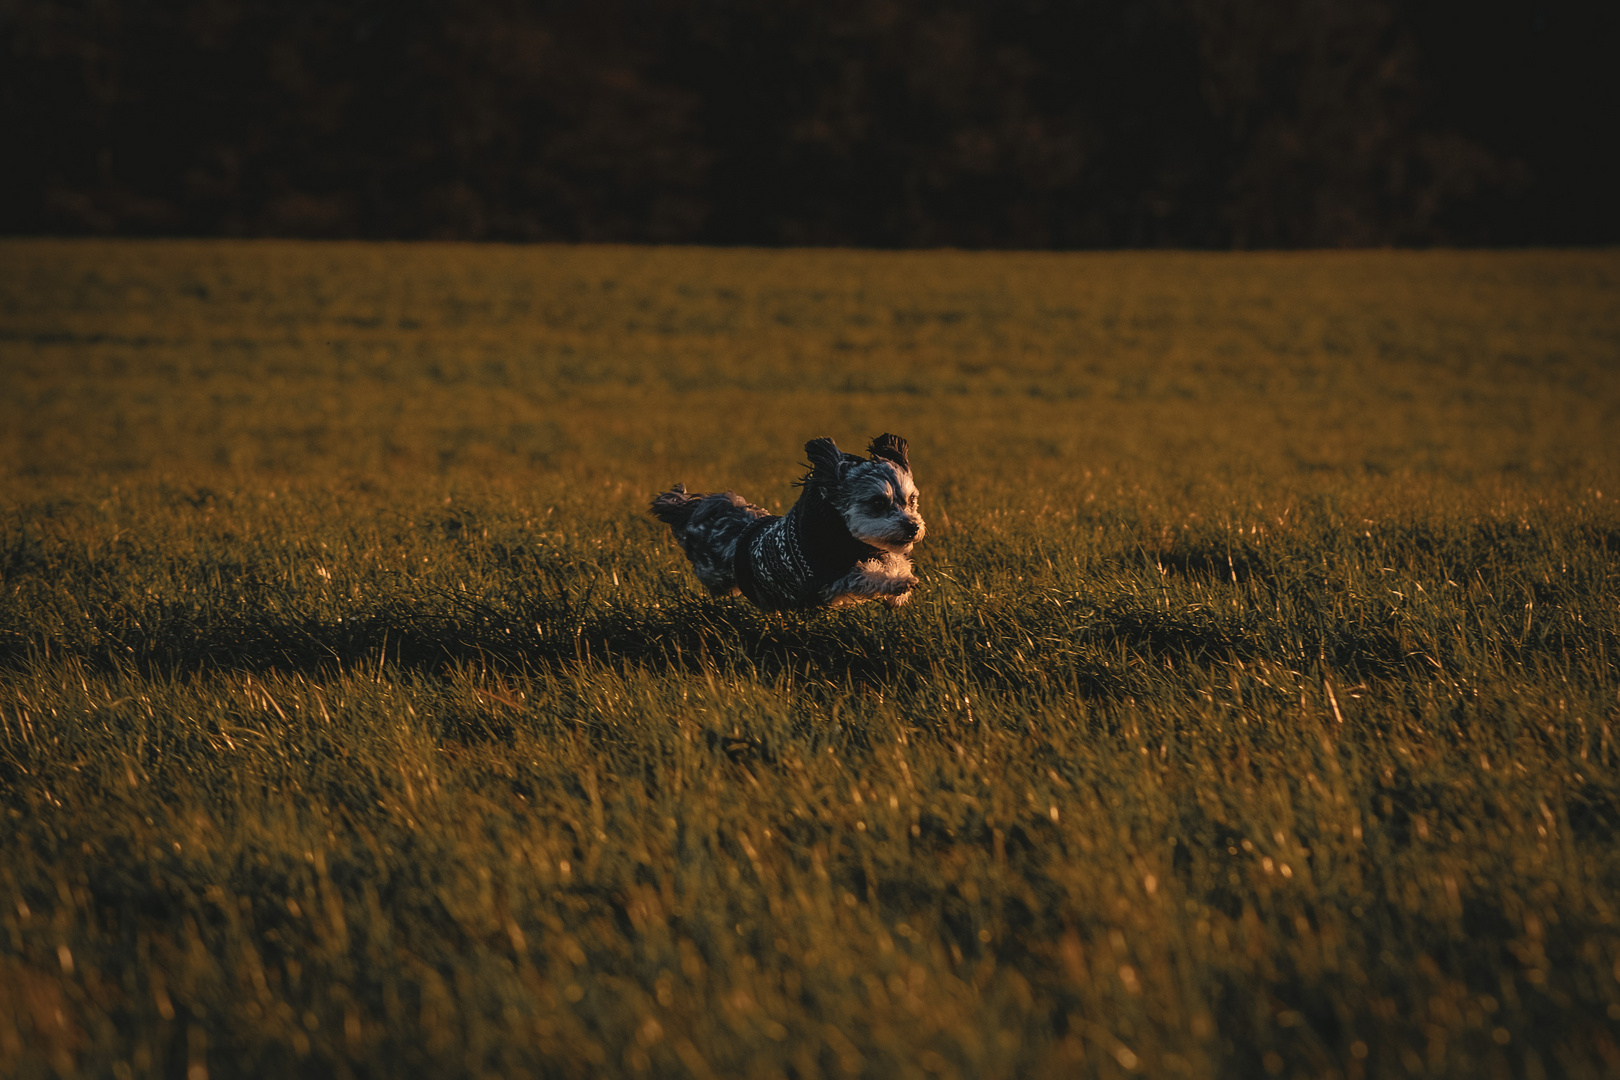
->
[821,556,917,607]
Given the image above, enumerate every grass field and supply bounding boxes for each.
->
[2,240,1619,1079]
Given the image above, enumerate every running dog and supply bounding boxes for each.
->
[650,433,925,610]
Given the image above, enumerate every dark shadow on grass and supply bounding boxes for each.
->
[0,591,1424,705]
[0,529,1483,703]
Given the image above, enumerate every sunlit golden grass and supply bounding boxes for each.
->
[2,240,1618,1079]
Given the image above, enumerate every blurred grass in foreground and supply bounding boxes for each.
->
[1,241,1618,1079]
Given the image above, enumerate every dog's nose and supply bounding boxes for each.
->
[902,521,919,539]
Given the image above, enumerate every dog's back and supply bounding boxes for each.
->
[650,484,773,595]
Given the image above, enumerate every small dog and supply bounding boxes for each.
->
[651,433,926,610]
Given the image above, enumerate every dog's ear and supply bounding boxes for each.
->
[802,437,845,486]
[867,433,909,471]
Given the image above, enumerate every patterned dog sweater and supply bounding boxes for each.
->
[733,489,878,610]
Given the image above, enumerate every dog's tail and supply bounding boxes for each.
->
[651,484,702,528]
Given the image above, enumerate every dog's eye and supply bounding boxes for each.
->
[908,493,918,507]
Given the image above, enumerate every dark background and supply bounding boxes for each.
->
[5,0,1616,248]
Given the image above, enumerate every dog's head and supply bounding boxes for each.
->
[802,434,926,553]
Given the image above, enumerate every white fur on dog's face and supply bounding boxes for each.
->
[835,460,926,553]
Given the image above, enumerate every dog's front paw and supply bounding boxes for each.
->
[877,574,917,607]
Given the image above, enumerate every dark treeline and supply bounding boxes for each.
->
[4,0,1616,247]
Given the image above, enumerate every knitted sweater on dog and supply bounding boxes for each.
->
[733,488,878,610]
